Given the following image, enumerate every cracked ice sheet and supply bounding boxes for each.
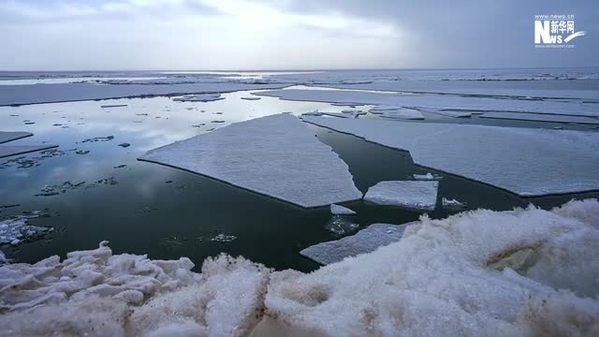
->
[480,111,599,125]
[139,114,362,207]
[257,88,599,117]
[364,181,439,210]
[302,116,599,196]
[301,223,408,265]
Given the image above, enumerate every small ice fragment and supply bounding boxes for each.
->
[172,93,224,102]
[325,215,359,235]
[442,197,467,210]
[413,173,434,180]
[301,223,407,265]
[210,233,237,242]
[330,204,356,215]
[364,180,438,211]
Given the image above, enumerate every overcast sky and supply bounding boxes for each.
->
[0,0,597,70]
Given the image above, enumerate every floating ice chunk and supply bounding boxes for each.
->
[301,223,407,265]
[172,93,224,102]
[210,234,237,242]
[330,204,356,215]
[442,197,467,210]
[241,96,261,100]
[413,172,435,180]
[0,131,31,144]
[0,216,52,246]
[303,116,599,196]
[364,180,439,211]
[139,114,362,207]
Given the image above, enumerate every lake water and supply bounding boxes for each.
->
[1,72,598,272]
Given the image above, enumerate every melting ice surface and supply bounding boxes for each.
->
[139,114,362,208]
[0,200,597,337]
[303,116,599,196]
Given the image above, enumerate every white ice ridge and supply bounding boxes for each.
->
[300,223,407,265]
[139,114,362,207]
[302,116,599,196]
[1,199,598,337]
[364,180,439,211]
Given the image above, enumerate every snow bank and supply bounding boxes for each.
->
[263,199,599,337]
[300,223,407,265]
[140,114,362,207]
[0,243,269,337]
[303,116,599,196]
[0,200,598,337]
[364,180,439,211]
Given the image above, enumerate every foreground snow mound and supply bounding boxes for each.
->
[264,199,599,337]
[0,246,270,337]
[1,200,598,337]
[303,116,599,196]
[139,113,362,207]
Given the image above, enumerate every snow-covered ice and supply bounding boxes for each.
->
[301,223,407,265]
[364,180,439,211]
[330,204,356,215]
[139,113,362,207]
[370,106,425,120]
[0,200,598,337]
[303,116,599,196]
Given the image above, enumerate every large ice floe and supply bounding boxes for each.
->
[364,180,439,210]
[1,199,598,337]
[302,116,599,196]
[300,223,407,265]
[139,114,362,207]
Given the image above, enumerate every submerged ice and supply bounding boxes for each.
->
[139,114,362,207]
[0,199,597,337]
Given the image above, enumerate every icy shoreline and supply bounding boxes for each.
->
[1,199,597,337]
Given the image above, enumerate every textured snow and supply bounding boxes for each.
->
[139,114,362,207]
[330,204,356,215]
[300,223,407,265]
[263,199,599,337]
[303,116,599,196]
[0,200,598,337]
[364,180,439,211]
[0,131,31,144]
